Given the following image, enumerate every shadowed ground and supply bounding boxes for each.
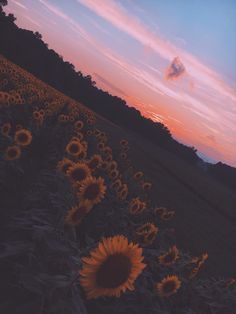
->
[95,114,236,277]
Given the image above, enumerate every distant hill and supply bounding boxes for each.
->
[0,6,235,190]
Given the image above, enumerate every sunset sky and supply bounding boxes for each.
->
[5,0,236,166]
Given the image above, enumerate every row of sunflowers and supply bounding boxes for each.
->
[0,54,235,313]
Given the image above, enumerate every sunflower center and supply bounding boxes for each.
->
[84,183,100,200]
[71,168,87,181]
[163,251,176,263]
[69,143,80,154]
[96,253,132,288]
[89,159,98,169]
[162,280,176,294]
[17,132,28,143]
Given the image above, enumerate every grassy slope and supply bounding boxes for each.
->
[3,54,236,278]
[95,114,236,277]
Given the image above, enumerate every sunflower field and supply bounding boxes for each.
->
[0,54,236,314]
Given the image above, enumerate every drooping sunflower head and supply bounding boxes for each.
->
[154,207,167,216]
[188,252,208,279]
[142,182,152,191]
[78,176,106,205]
[65,200,92,226]
[87,154,102,170]
[156,275,181,297]
[120,139,128,147]
[135,223,158,246]
[66,162,91,184]
[161,210,175,221]
[56,158,74,174]
[66,140,84,157]
[14,128,32,146]
[133,171,143,180]
[108,160,118,172]
[128,198,146,215]
[1,122,11,136]
[5,145,21,160]
[117,184,128,201]
[80,235,146,299]
[158,245,179,266]
[110,179,122,191]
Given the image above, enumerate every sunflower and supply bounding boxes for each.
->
[74,120,84,130]
[33,111,41,120]
[80,235,146,299]
[66,140,84,157]
[110,179,122,191]
[86,130,93,136]
[154,207,166,216]
[120,152,127,160]
[87,154,102,170]
[94,129,101,137]
[58,114,66,123]
[67,162,91,184]
[109,169,119,180]
[133,171,144,181]
[65,200,92,225]
[57,158,74,174]
[161,210,175,221]
[108,161,117,171]
[128,198,146,215]
[14,128,32,146]
[120,139,128,147]
[117,184,128,201]
[188,253,208,279]
[1,122,11,136]
[5,145,21,160]
[78,176,106,205]
[135,223,158,246]
[158,245,179,266]
[142,182,152,191]
[156,275,181,297]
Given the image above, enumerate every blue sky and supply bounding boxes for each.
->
[5,0,236,166]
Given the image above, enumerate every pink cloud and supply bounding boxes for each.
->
[77,0,236,102]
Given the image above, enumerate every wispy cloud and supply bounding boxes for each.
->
[77,0,236,102]
[12,0,28,10]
